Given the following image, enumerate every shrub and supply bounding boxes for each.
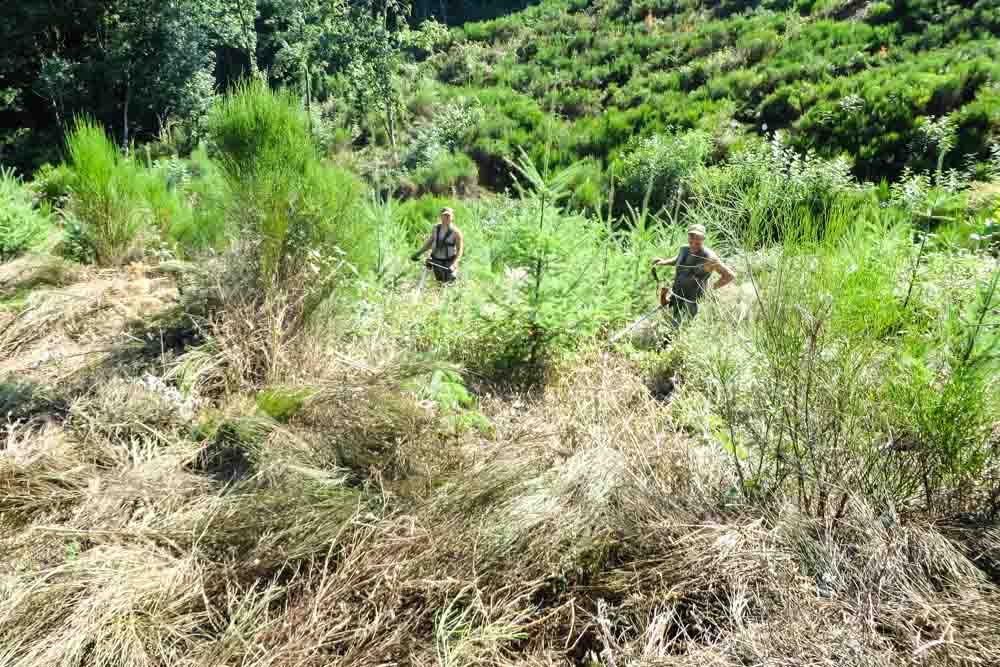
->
[464,152,635,386]
[402,99,485,171]
[58,213,96,265]
[209,80,365,289]
[865,1,894,24]
[208,79,317,180]
[677,222,999,518]
[563,157,604,214]
[690,133,861,247]
[137,159,193,250]
[64,117,147,266]
[614,129,713,216]
[31,162,76,207]
[0,166,51,262]
[411,150,479,196]
[166,146,229,256]
[202,81,367,388]
[679,243,892,515]
[882,265,1000,514]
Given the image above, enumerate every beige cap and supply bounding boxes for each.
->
[440,207,454,216]
[687,224,706,238]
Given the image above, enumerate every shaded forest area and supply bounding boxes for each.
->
[0,0,534,174]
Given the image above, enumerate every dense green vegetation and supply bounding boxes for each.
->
[412,0,1000,190]
[2,1,1000,664]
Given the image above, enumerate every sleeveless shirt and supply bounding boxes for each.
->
[671,245,717,302]
[431,224,459,260]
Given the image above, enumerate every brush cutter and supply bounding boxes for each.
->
[424,259,458,274]
[415,262,429,291]
[412,258,459,301]
[608,266,671,346]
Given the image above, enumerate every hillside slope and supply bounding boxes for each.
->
[425,0,1000,186]
[3,76,1000,666]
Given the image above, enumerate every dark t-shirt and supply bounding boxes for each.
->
[672,245,718,301]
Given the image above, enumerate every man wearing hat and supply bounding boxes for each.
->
[652,224,735,327]
[411,207,464,283]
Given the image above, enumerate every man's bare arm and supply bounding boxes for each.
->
[653,256,678,267]
[712,260,736,289]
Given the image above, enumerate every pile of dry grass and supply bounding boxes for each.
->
[598,496,1000,665]
[0,259,179,387]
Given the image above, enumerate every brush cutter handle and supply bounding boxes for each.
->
[425,259,455,272]
[651,265,672,306]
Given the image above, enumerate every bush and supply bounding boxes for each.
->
[58,213,96,264]
[865,1,894,23]
[463,153,636,386]
[209,80,365,290]
[31,163,76,207]
[563,157,604,214]
[0,166,51,262]
[202,81,367,389]
[63,117,147,266]
[166,146,229,256]
[411,150,479,196]
[401,99,485,172]
[137,158,193,250]
[679,244,888,515]
[208,80,317,180]
[690,133,861,247]
[676,222,999,517]
[614,129,713,216]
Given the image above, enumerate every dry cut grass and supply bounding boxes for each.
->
[1,266,999,666]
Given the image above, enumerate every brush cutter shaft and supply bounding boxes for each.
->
[609,303,666,345]
[425,259,455,272]
[607,264,670,345]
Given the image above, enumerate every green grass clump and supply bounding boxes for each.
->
[64,117,148,266]
[208,79,317,180]
[256,385,316,423]
[208,80,367,296]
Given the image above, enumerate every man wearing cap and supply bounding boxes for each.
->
[411,207,464,283]
[652,224,736,327]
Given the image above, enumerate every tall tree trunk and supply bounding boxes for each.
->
[385,99,397,153]
[305,63,313,139]
[51,99,62,130]
[236,0,259,77]
[122,70,131,154]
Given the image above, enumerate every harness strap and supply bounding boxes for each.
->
[432,224,458,259]
[677,246,690,272]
